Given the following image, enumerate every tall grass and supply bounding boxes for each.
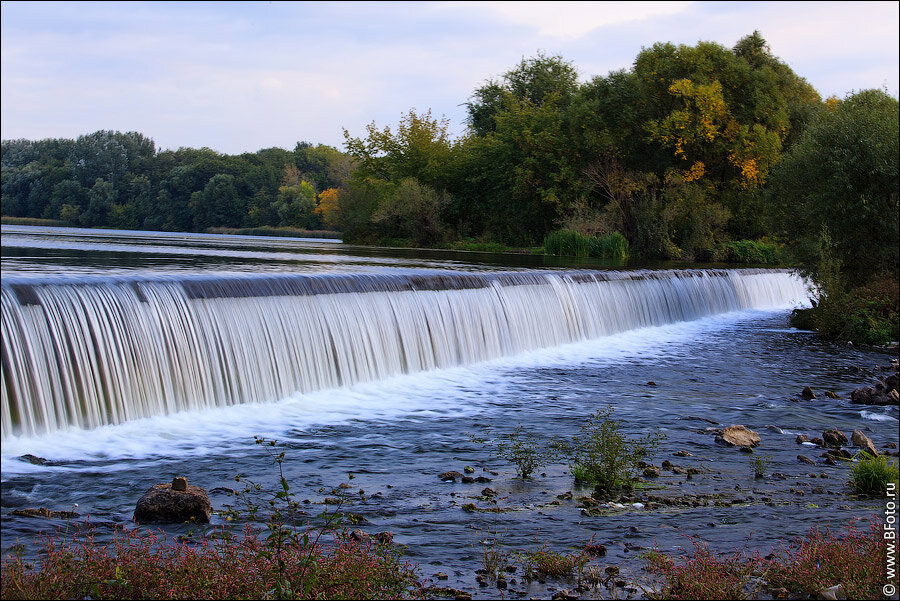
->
[717,240,782,265]
[543,230,629,260]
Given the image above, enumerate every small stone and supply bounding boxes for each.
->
[643,466,660,478]
[481,487,497,497]
[801,386,816,400]
[434,572,448,580]
[825,391,840,399]
[811,437,825,446]
[673,450,693,457]
[461,476,475,484]
[171,477,188,491]
[439,471,463,482]
[796,434,811,444]
[463,466,475,474]
[798,455,816,465]
[349,528,369,542]
[646,381,657,386]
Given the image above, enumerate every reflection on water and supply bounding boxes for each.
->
[1,224,660,279]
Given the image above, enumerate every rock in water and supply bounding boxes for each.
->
[850,430,878,457]
[715,425,761,448]
[801,386,816,400]
[822,428,848,448]
[134,478,211,523]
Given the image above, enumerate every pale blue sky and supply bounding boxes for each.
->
[2,1,898,155]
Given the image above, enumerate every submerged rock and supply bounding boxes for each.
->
[134,477,211,524]
[439,471,464,482]
[715,425,761,448]
[11,507,79,520]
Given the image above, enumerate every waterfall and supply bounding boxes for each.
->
[1,268,809,439]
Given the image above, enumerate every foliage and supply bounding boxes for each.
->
[767,88,899,287]
[518,543,589,581]
[791,230,900,345]
[644,539,762,600]
[0,526,423,600]
[849,452,900,496]
[717,239,781,264]
[645,522,891,600]
[763,522,890,600]
[557,405,665,493]
[471,425,559,479]
[372,177,448,245]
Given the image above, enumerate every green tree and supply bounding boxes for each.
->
[372,177,447,245]
[768,89,899,286]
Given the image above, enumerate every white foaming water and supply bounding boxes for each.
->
[0,308,787,475]
[2,268,809,442]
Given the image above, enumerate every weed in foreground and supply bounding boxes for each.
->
[763,521,890,599]
[0,525,423,600]
[642,539,762,600]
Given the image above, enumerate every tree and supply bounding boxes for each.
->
[768,89,899,285]
[372,177,447,245]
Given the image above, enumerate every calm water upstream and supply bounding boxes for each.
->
[2,225,897,598]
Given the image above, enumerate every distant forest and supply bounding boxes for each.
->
[2,32,897,274]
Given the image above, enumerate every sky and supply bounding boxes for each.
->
[2,1,898,155]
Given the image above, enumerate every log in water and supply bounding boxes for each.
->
[1,268,809,439]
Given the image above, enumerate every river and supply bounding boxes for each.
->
[1,225,896,598]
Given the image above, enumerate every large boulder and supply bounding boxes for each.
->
[715,425,761,448]
[134,477,211,524]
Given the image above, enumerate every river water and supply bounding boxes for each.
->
[1,225,897,598]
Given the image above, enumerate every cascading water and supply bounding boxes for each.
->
[1,268,809,440]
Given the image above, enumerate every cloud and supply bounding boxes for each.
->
[443,1,694,40]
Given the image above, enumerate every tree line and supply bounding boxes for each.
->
[3,32,897,287]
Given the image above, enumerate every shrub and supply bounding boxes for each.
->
[849,452,900,496]
[557,405,665,494]
[718,239,782,265]
[471,425,559,479]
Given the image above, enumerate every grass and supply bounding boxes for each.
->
[543,229,630,260]
[849,452,900,495]
[716,239,783,265]
[0,525,423,600]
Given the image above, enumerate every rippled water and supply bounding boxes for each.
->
[1,226,897,598]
